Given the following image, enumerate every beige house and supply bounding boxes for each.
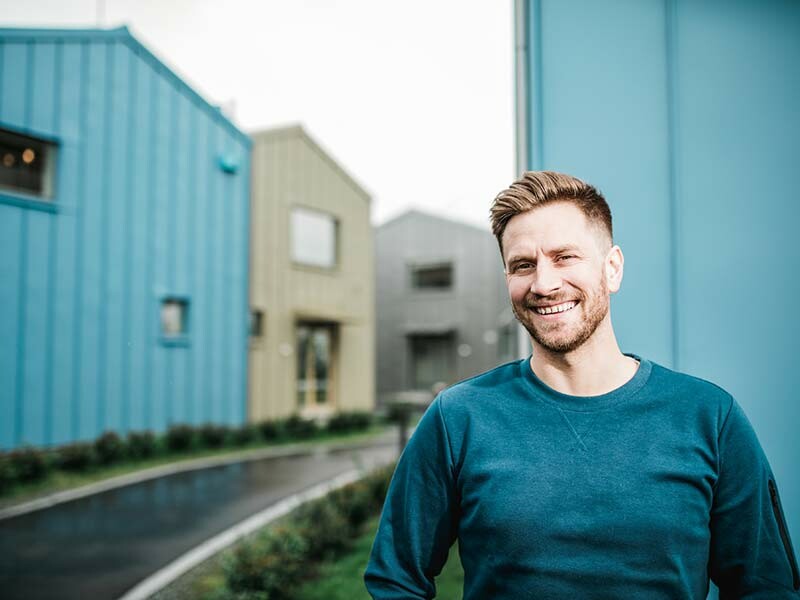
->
[248,125,375,422]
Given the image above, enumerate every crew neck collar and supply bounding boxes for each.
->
[520,354,652,412]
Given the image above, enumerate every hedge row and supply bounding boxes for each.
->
[0,411,376,496]
[223,462,395,599]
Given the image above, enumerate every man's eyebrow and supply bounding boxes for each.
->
[547,244,582,255]
[506,254,535,265]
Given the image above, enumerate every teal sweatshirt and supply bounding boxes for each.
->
[364,357,800,599]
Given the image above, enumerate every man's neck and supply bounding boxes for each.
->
[529,322,638,397]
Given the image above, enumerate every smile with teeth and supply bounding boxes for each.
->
[533,301,577,315]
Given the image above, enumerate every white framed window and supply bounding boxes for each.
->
[160,298,189,337]
[290,207,338,269]
[0,128,57,199]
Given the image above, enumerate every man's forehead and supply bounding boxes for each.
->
[501,204,610,255]
[505,242,583,262]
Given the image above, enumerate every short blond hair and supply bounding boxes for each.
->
[490,171,612,255]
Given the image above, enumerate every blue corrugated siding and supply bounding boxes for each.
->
[127,49,151,432]
[526,0,674,365]
[104,41,128,435]
[0,29,251,448]
[520,0,800,567]
[51,42,82,446]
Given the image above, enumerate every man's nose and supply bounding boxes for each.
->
[529,261,562,296]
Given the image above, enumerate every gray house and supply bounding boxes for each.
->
[375,210,518,405]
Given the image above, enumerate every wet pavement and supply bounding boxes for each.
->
[0,439,397,600]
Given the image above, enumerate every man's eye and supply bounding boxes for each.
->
[557,255,576,262]
[513,263,534,272]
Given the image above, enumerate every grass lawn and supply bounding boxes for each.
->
[294,516,465,600]
[0,425,392,510]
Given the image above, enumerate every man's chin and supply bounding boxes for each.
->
[532,337,581,354]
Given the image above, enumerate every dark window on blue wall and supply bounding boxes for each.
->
[250,309,264,337]
[0,128,57,199]
[411,263,453,289]
[161,298,189,336]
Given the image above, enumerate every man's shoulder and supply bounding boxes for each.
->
[437,359,523,404]
[648,360,732,395]
[646,358,735,413]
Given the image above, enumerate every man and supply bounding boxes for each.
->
[364,171,799,599]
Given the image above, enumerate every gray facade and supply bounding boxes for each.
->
[376,211,517,404]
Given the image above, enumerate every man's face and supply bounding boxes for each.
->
[502,201,622,354]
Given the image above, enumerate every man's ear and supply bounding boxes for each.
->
[605,245,624,293]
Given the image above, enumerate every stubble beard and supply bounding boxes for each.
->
[512,279,610,354]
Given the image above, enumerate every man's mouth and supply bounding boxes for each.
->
[532,301,577,315]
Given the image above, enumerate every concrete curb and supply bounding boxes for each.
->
[0,430,397,522]
[118,459,395,600]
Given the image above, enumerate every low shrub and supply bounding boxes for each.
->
[350,411,373,430]
[126,431,157,460]
[257,420,282,441]
[326,412,351,433]
[294,496,352,560]
[283,415,317,439]
[166,424,196,452]
[222,462,396,598]
[364,463,394,509]
[56,442,95,471]
[199,424,229,448]
[224,525,308,599]
[94,431,125,465]
[8,446,49,482]
[231,425,256,447]
[328,480,374,534]
[327,411,373,433]
[0,453,14,494]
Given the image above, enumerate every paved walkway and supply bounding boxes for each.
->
[0,434,398,600]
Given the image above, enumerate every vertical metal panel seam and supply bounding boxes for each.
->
[202,117,213,423]
[0,44,3,445]
[164,86,178,425]
[665,0,681,370]
[122,43,137,434]
[513,0,530,176]
[205,121,219,421]
[203,123,212,421]
[71,41,88,441]
[14,42,34,445]
[529,0,544,170]
[240,148,251,425]
[185,100,196,424]
[0,42,4,115]
[97,41,113,433]
[145,59,157,429]
[222,139,231,423]
[213,126,222,421]
[44,41,63,445]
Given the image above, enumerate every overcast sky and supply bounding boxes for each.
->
[0,0,515,229]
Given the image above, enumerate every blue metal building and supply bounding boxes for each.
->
[514,0,799,559]
[0,27,251,448]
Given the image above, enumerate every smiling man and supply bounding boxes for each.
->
[364,171,800,599]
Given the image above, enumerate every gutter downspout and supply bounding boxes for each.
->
[514,0,533,359]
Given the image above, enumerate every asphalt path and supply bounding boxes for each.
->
[0,439,398,600]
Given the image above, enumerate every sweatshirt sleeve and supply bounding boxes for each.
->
[709,398,800,598]
[364,396,460,599]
